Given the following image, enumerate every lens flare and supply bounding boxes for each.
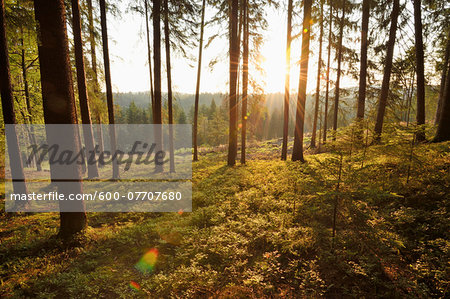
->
[135,248,158,274]
[129,281,141,291]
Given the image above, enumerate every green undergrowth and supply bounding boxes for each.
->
[0,137,449,298]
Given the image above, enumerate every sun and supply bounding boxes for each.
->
[257,43,289,94]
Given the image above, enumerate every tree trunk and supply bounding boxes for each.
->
[406,72,415,127]
[332,0,346,141]
[240,0,249,164]
[311,0,324,148]
[87,0,98,92]
[373,0,400,141]
[99,0,119,178]
[20,27,41,171]
[434,30,450,125]
[433,57,450,141]
[413,0,426,142]
[71,0,99,178]
[356,0,370,121]
[144,0,154,111]
[96,114,104,167]
[33,0,86,237]
[292,0,312,162]
[152,0,163,172]
[0,0,28,196]
[164,0,175,172]
[193,0,206,162]
[323,0,333,143]
[72,95,87,175]
[236,0,243,103]
[227,0,239,166]
[281,0,293,160]
[435,31,450,125]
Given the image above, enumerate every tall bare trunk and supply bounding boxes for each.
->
[227,0,239,166]
[323,0,332,143]
[413,0,426,142]
[374,0,400,141]
[356,0,370,120]
[433,60,450,142]
[406,72,415,127]
[240,0,249,164]
[164,0,175,172]
[332,0,346,141]
[281,0,293,160]
[0,0,28,195]
[71,0,99,178]
[20,27,41,171]
[311,0,324,148]
[435,31,450,125]
[153,0,163,172]
[87,0,98,92]
[193,0,206,161]
[144,0,154,112]
[96,120,104,168]
[33,0,86,237]
[99,0,119,178]
[292,0,312,162]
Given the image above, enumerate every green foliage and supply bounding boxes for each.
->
[1,137,448,297]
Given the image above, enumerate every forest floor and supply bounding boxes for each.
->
[0,134,449,298]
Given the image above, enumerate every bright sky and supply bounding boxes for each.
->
[105,2,357,95]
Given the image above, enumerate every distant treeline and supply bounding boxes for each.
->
[112,85,439,147]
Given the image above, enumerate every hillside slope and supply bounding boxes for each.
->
[1,140,449,297]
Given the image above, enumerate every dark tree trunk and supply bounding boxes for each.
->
[433,57,450,141]
[227,0,239,166]
[71,0,99,178]
[144,0,154,111]
[72,97,87,175]
[152,0,162,126]
[281,0,293,160]
[96,115,104,165]
[323,0,333,143]
[292,0,312,162]
[356,0,370,121]
[87,0,98,92]
[413,0,426,142]
[433,45,450,142]
[193,0,206,162]
[240,0,249,164]
[163,0,175,172]
[152,0,163,172]
[20,27,41,171]
[406,72,415,127]
[374,0,400,141]
[332,0,346,141]
[435,31,450,125]
[236,0,243,101]
[0,0,28,195]
[33,0,86,237]
[311,0,324,148]
[99,0,119,178]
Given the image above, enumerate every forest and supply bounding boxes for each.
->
[0,0,449,297]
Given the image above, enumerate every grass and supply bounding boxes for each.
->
[0,137,449,298]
